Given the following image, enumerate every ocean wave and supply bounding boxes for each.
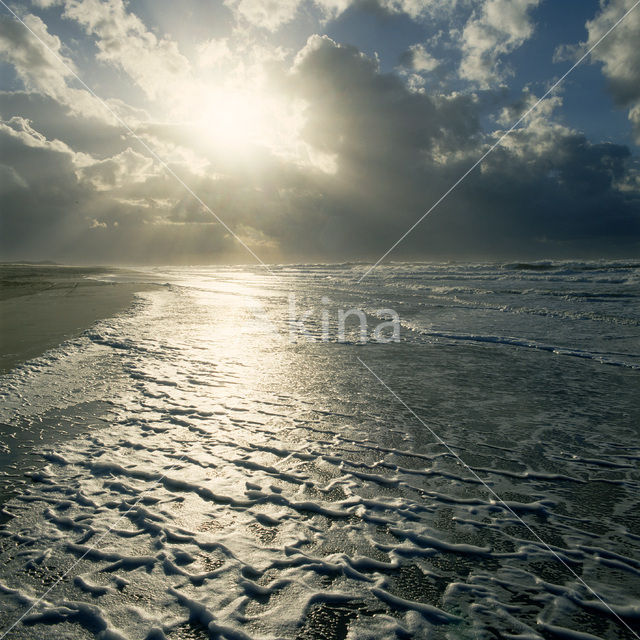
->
[1,263,638,640]
[399,324,640,368]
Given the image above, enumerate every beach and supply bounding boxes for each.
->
[0,262,638,639]
[3,0,640,636]
[0,265,155,508]
[0,265,152,372]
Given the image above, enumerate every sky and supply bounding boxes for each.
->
[0,0,639,265]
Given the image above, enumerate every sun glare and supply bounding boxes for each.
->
[188,84,298,161]
[179,76,336,173]
[201,88,265,151]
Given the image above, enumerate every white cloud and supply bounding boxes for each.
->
[378,0,437,20]
[77,147,155,191]
[0,114,76,155]
[495,94,572,159]
[30,0,63,7]
[0,14,72,99]
[0,13,124,123]
[584,0,640,143]
[313,0,352,21]
[0,12,74,85]
[197,38,232,69]
[314,0,453,23]
[223,0,445,30]
[62,0,191,102]
[495,90,564,127]
[459,0,541,87]
[223,0,302,31]
[407,43,439,72]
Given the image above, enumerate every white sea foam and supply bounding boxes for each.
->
[0,262,638,639]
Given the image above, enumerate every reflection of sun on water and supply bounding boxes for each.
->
[185,272,282,355]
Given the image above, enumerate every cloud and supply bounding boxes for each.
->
[223,0,302,31]
[403,43,439,72]
[291,35,479,168]
[0,113,247,263]
[459,0,541,87]
[0,163,28,190]
[0,3,638,264]
[0,13,73,96]
[0,115,80,157]
[197,38,232,69]
[62,0,191,102]
[220,0,445,31]
[77,147,155,191]
[0,12,137,125]
[0,12,99,118]
[585,0,640,143]
[30,0,63,7]
[360,0,437,21]
[313,0,353,21]
[293,35,435,161]
[0,114,88,259]
[282,35,639,258]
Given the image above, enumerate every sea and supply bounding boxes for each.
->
[0,261,639,640]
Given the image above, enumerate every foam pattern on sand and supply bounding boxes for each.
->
[0,263,639,640]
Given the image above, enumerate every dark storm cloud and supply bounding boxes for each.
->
[290,35,479,166]
[0,115,243,264]
[275,35,640,259]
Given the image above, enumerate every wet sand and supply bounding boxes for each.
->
[0,264,151,372]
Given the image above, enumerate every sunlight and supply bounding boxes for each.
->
[182,80,337,173]
[187,83,300,161]
[200,87,269,152]
[2,0,639,637]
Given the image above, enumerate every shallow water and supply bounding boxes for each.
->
[0,262,639,639]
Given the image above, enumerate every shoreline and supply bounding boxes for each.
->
[0,264,154,372]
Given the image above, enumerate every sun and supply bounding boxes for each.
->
[176,74,335,172]
[188,84,302,161]
[201,88,266,151]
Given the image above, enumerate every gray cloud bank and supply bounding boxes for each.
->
[1,1,639,265]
